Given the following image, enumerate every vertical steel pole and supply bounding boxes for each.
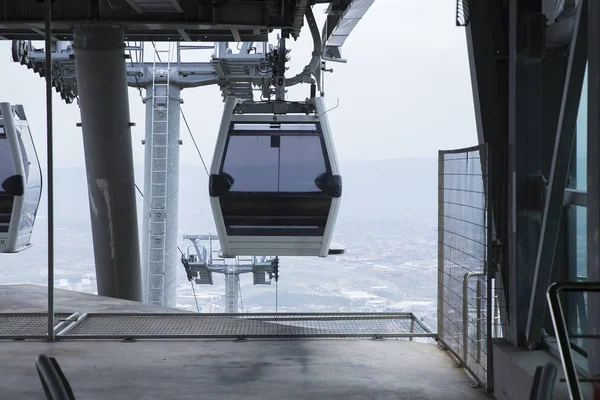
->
[476,279,482,364]
[44,0,55,342]
[437,151,445,341]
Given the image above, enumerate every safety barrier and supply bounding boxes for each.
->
[438,145,493,390]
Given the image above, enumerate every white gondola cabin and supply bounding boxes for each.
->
[209,97,342,257]
[0,103,42,253]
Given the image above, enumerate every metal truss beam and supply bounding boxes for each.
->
[0,0,370,42]
[13,41,274,103]
[0,23,269,43]
[0,0,299,40]
[525,0,588,348]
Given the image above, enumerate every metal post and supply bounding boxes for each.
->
[72,26,143,302]
[588,0,600,388]
[437,151,445,340]
[463,273,470,365]
[44,0,55,342]
[485,144,494,393]
[494,290,500,338]
[476,279,482,364]
[463,272,486,366]
[141,83,181,308]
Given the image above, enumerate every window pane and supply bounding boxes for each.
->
[279,136,326,192]
[222,133,328,193]
[574,64,587,190]
[17,123,41,231]
[222,135,279,192]
[0,136,14,190]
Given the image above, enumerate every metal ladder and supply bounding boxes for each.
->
[146,43,173,306]
[225,264,238,313]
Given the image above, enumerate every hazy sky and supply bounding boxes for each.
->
[0,0,476,169]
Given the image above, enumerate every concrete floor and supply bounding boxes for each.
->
[0,284,185,313]
[0,285,491,399]
[1,339,491,400]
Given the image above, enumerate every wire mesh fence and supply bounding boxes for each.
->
[438,145,491,390]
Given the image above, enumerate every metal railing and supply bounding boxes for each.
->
[0,312,435,341]
[463,272,486,367]
[438,145,493,390]
[547,281,600,399]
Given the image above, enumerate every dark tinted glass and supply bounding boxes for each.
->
[279,136,326,192]
[0,134,14,191]
[222,135,279,192]
[221,124,327,193]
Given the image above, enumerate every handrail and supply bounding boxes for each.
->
[35,355,75,400]
[546,281,600,400]
[530,363,558,400]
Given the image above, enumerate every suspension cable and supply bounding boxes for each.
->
[180,109,210,176]
[190,280,200,312]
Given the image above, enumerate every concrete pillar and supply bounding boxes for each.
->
[73,26,142,302]
[141,83,181,308]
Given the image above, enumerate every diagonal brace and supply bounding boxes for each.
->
[525,0,588,348]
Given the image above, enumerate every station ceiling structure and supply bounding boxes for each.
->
[0,0,346,42]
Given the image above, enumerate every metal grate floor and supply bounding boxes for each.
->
[0,312,435,340]
[0,313,73,339]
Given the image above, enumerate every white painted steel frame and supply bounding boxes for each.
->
[0,103,37,253]
[210,96,341,257]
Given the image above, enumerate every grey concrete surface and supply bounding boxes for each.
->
[0,284,490,399]
[493,339,592,400]
[0,339,491,400]
[0,284,186,313]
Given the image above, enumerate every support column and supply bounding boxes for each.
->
[141,83,181,308]
[73,26,142,302]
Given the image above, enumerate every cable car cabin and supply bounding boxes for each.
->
[209,97,342,257]
[0,103,42,253]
